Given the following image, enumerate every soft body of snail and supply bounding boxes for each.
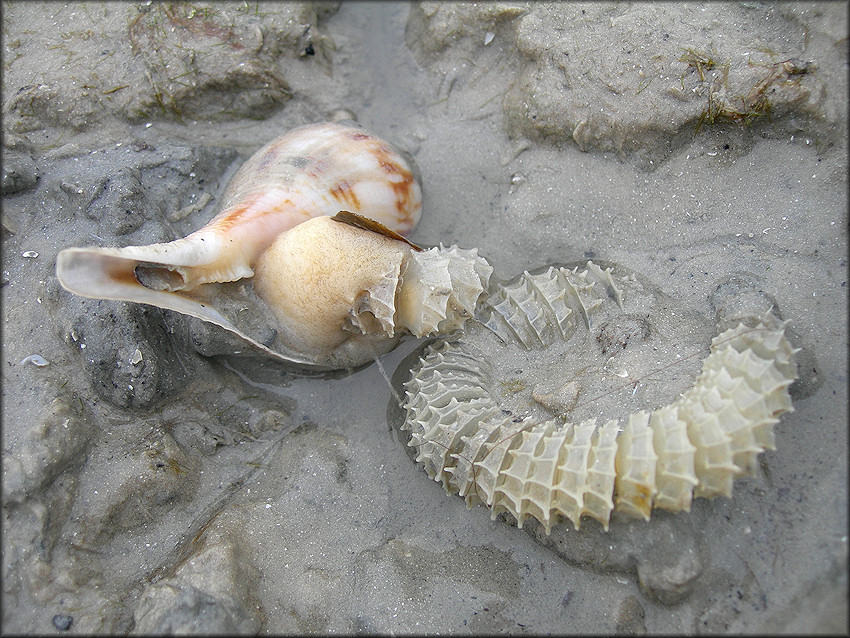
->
[56,123,491,369]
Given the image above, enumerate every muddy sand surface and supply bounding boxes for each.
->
[2,2,847,634]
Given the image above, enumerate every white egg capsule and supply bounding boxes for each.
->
[400,265,798,534]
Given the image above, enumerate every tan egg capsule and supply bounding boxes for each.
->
[253,214,492,368]
[56,123,492,369]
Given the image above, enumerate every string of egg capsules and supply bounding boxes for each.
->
[401,317,796,533]
[406,325,735,504]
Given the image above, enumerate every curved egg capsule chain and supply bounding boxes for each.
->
[400,265,798,534]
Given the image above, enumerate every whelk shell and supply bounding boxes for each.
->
[399,263,798,533]
[56,123,492,369]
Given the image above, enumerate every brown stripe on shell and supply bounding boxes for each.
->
[205,193,297,234]
[377,151,416,217]
[329,180,362,211]
[344,129,419,220]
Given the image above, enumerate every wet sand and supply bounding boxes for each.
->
[2,2,847,633]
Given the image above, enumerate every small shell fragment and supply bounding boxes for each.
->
[19,354,49,367]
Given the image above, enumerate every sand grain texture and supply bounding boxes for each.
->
[2,2,847,634]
